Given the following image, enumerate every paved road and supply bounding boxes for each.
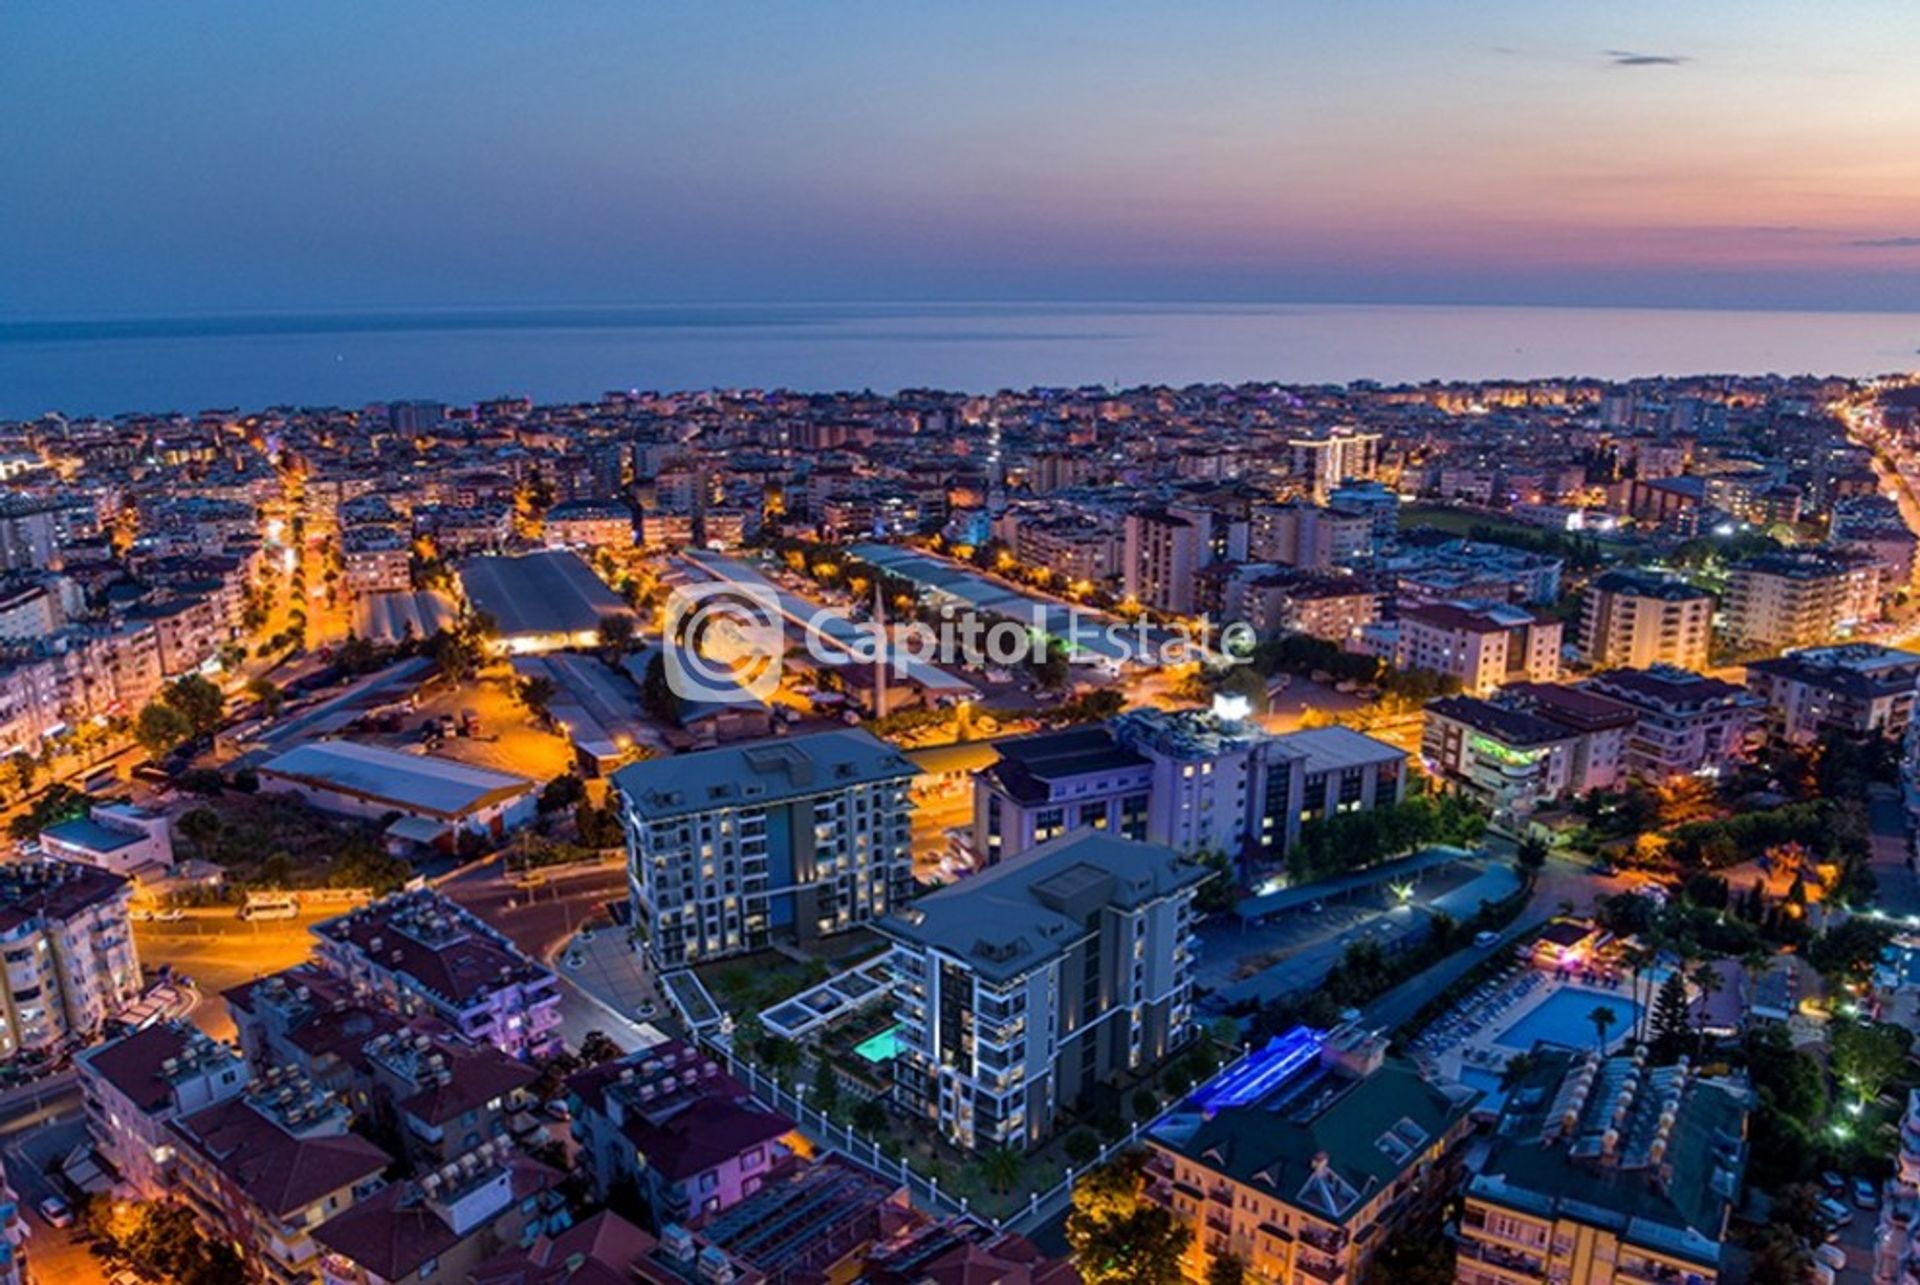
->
[1364,854,1625,1033]
[0,1075,102,1285]
[1868,786,1920,919]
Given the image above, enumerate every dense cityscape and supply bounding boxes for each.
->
[0,371,1912,1283]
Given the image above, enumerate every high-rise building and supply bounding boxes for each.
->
[1457,1048,1747,1285]
[1288,431,1381,503]
[1326,478,1401,554]
[0,859,140,1057]
[1579,569,1715,671]
[613,730,916,965]
[879,830,1210,1150]
[1123,507,1209,615]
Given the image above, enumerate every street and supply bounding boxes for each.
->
[0,1074,103,1285]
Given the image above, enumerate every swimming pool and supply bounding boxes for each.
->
[854,1026,905,1063]
[1495,988,1639,1052]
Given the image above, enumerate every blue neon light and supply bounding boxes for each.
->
[1190,1025,1327,1112]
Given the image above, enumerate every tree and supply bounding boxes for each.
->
[578,1030,623,1065]
[850,1097,889,1136]
[980,1145,1024,1194]
[176,806,225,852]
[518,674,559,719]
[1807,918,1893,986]
[134,701,194,758]
[640,651,679,723]
[1588,1004,1619,1051]
[598,613,637,658]
[758,1035,800,1085]
[1065,1152,1191,1285]
[162,673,227,736]
[1744,1225,1812,1285]
[811,1058,841,1117]
[1207,1252,1248,1285]
[1648,971,1690,1063]
[6,750,38,797]
[7,783,92,840]
[1516,835,1549,871]
[244,676,285,717]
[574,801,624,849]
[538,773,586,815]
[1831,1019,1909,1105]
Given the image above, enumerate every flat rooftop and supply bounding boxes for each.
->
[612,728,915,821]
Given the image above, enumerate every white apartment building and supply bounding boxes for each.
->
[1580,569,1715,671]
[613,730,917,965]
[1394,601,1563,695]
[1743,643,1920,746]
[1288,431,1380,502]
[1722,550,1883,650]
[340,524,413,598]
[879,830,1210,1150]
[1248,501,1374,571]
[78,1019,249,1200]
[0,860,142,1058]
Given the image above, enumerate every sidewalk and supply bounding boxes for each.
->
[552,926,676,1045]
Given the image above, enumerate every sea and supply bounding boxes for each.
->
[2,301,1919,418]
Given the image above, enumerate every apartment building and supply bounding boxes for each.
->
[312,1143,566,1285]
[1458,1049,1747,1285]
[613,729,916,965]
[1422,696,1580,817]
[168,1070,391,1285]
[995,512,1120,586]
[0,1154,20,1285]
[974,709,1405,869]
[1583,666,1762,781]
[1579,569,1715,671]
[362,1028,540,1170]
[879,829,1210,1150]
[0,859,141,1058]
[1146,1026,1479,1285]
[1743,643,1920,745]
[1383,540,1564,607]
[1228,566,1381,643]
[1326,479,1400,553]
[78,1019,249,1200]
[339,524,412,600]
[312,890,564,1061]
[542,497,635,549]
[1288,430,1380,502]
[1870,1088,1920,1284]
[567,1041,793,1226]
[1722,550,1883,650]
[1394,601,1563,696]
[1122,507,1209,615]
[1248,501,1374,571]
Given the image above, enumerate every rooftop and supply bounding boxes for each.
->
[457,549,631,638]
[315,890,556,1007]
[879,830,1209,982]
[612,729,914,820]
[1471,1047,1748,1268]
[258,739,533,819]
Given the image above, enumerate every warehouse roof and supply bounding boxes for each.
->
[259,740,533,819]
[457,549,630,638]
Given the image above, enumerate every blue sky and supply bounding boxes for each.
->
[6,0,1920,316]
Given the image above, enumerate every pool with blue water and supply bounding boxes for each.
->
[1494,987,1639,1052]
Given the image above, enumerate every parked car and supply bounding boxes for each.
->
[1856,1177,1879,1208]
[37,1195,72,1228]
[1820,1171,1847,1196]
[1814,1243,1848,1272]
[545,1100,571,1121]
[1817,1196,1852,1229]
[1474,930,1500,948]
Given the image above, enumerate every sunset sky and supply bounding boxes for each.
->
[7,0,1920,316]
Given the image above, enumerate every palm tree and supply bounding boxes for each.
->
[1620,942,1655,1045]
[1739,946,1771,1027]
[1691,962,1724,1057]
[1588,1004,1619,1051]
[980,1145,1024,1194]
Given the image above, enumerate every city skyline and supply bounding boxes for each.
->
[8,0,1920,320]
